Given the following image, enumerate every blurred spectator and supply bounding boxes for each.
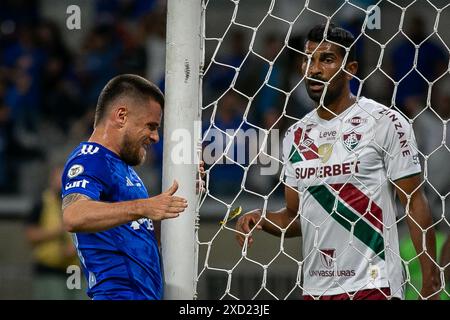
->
[390,15,447,116]
[0,77,42,194]
[206,30,248,95]
[0,0,40,26]
[3,23,46,134]
[140,10,167,87]
[0,87,10,192]
[285,35,314,120]
[340,15,364,95]
[37,20,82,130]
[116,22,147,77]
[411,78,450,222]
[25,163,82,300]
[204,91,250,196]
[251,34,285,126]
[77,24,122,109]
[95,0,157,23]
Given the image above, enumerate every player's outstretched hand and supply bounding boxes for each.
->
[143,180,188,220]
[235,209,263,248]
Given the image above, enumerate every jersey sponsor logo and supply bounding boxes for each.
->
[65,179,89,190]
[379,109,411,157]
[289,127,319,164]
[343,130,362,152]
[318,130,337,140]
[319,248,335,269]
[67,164,84,179]
[346,116,367,127]
[308,269,356,277]
[80,145,99,155]
[295,161,360,179]
[318,143,333,163]
[130,218,154,231]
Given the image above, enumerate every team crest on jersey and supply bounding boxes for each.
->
[343,130,362,152]
[67,164,84,178]
[319,249,336,269]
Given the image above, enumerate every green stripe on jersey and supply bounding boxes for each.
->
[308,185,385,260]
[289,145,303,164]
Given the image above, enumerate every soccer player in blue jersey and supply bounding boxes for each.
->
[61,74,188,300]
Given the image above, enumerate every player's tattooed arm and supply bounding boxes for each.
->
[62,193,91,211]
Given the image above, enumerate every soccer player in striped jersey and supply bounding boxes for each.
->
[235,24,441,300]
[61,74,188,300]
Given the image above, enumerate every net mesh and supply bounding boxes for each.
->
[195,0,450,300]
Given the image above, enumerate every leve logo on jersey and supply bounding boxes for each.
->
[343,130,362,152]
[80,145,99,155]
[289,127,319,164]
[319,249,336,269]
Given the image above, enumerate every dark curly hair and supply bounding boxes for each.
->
[306,23,356,63]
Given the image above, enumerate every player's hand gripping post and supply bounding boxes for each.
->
[196,160,206,194]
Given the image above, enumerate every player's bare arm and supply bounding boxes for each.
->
[62,193,91,211]
[235,186,300,247]
[440,235,450,284]
[62,180,187,233]
[394,174,441,299]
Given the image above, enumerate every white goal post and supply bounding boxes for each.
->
[163,0,450,300]
[162,0,202,300]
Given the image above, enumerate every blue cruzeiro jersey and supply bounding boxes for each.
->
[61,142,162,300]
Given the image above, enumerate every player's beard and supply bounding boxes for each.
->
[306,72,346,106]
[121,132,146,166]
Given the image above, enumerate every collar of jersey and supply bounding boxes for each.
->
[81,141,121,160]
[312,97,365,125]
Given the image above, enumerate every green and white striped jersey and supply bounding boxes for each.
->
[282,97,421,298]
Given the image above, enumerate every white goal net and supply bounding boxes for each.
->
[194,0,450,300]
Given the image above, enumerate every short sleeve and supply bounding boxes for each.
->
[61,155,110,201]
[282,126,297,187]
[377,110,422,181]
